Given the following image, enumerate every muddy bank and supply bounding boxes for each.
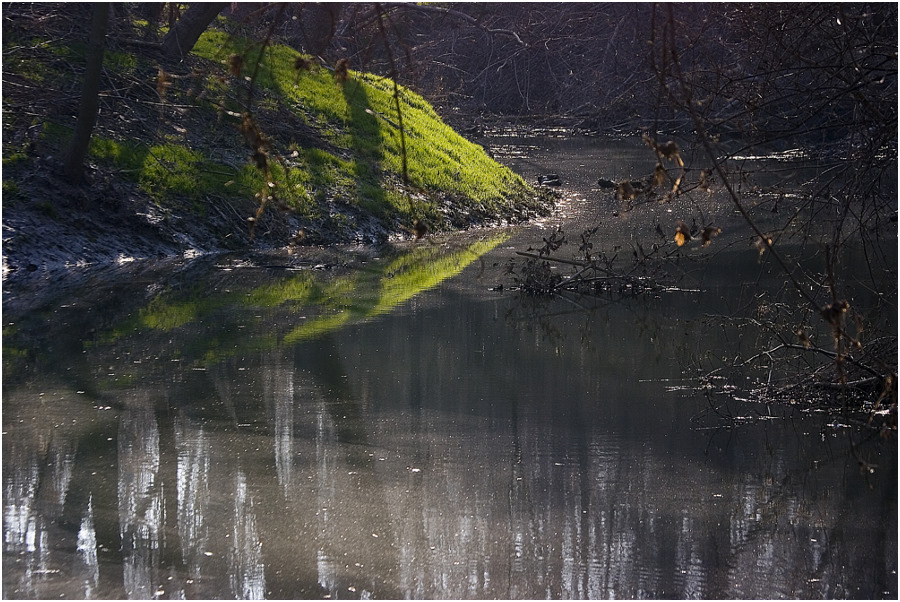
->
[1,162,552,315]
[0,155,535,302]
[3,161,245,295]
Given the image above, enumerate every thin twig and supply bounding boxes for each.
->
[401,5,526,46]
[663,5,821,312]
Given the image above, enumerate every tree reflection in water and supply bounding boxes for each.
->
[118,398,163,599]
[2,232,895,599]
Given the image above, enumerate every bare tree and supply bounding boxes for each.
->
[647,4,897,425]
[160,2,229,62]
[61,3,108,183]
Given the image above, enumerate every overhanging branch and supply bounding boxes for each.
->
[399,5,526,46]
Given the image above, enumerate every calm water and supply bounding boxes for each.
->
[3,136,896,599]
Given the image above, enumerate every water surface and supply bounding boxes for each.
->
[3,136,896,599]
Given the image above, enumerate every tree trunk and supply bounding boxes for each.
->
[61,3,108,184]
[301,3,344,56]
[141,3,165,41]
[160,3,228,62]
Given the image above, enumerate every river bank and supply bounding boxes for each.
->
[2,6,555,296]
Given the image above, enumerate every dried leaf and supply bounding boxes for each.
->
[700,225,721,247]
[228,54,244,77]
[698,169,710,192]
[334,58,350,84]
[875,374,894,411]
[654,163,666,187]
[671,172,684,195]
[797,329,811,349]
[675,219,691,246]
[821,300,850,328]
[644,134,682,164]
[156,67,171,97]
[239,114,268,152]
[617,181,636,201]
[755,235,773,257]
[657,140,683,166]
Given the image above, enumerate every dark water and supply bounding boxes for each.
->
[3,137,896,599]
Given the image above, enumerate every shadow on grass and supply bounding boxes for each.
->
[341,78,390,219]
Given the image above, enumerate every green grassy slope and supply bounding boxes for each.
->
[2,11,549,251]
[186,29,544,234]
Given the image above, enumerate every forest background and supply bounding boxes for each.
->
[2,3,897,427]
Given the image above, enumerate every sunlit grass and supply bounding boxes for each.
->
[245,272,317,307]
[111,233,509,359]
[139,296,198,331]
[281,231,510,343]
[89,138,244,206]
[191,28,534,226]
[10,18,537,234]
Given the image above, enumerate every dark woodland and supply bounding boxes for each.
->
[1,5,897,598]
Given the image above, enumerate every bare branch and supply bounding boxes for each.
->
[400,4,526,46]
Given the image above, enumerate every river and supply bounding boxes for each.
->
[2,134,896,599]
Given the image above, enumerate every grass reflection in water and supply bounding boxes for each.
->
[114,232,510,363]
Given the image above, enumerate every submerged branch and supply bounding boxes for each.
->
[515,250,608,272]
[742,341,886,382]
[512,246,667,296]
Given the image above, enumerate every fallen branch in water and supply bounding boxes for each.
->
[508,219,691,296]
[740,341,885,382]
[515,250,613,274]
[512,249,661,295]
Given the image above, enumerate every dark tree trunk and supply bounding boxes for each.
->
[61,3,108,184]
[160,3,228,62]
[141,3,166,41]
[301,3,344,56]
